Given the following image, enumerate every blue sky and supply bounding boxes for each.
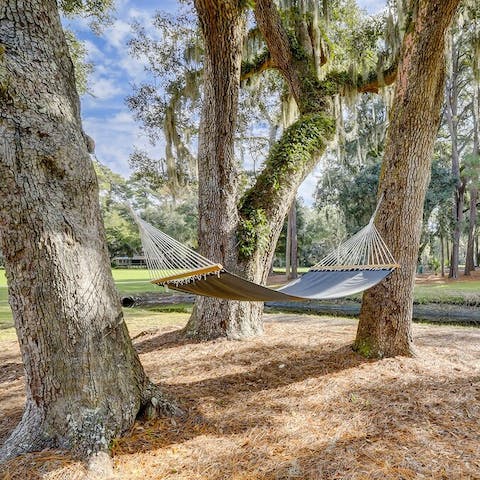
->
[68,0,386,205]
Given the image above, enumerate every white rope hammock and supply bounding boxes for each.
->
[129,201,398,302]
[134,215,221,283]
[311,217,397,271]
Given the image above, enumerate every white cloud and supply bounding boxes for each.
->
[89,77,124,100]
[357,0,386,14]
[83,110,162,177]
[83,39,104,63]
[104,19,132,49]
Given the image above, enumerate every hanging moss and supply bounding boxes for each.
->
[286,30,308,61]
[241,49,270,78]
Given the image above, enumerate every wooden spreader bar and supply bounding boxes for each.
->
[311,263,400,271]
[151,264,224,285]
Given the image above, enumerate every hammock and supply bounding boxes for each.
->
[130,206,398,302]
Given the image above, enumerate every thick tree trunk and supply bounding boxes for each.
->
[183,0,260,340]
[0,0,176,463]
[354,0,460,358]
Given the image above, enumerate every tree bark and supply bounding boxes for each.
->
[446,30,465,279]
[354,0,461,358]
[182,0,262,340]
[464,187,478,274]
[288,201,298,280]
[465,84,480,275]
[440,233,445,277]
[0,0,176,462]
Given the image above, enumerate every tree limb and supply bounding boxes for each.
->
[241,50,275,81]
[254,0,304,104]
[357,62,398,94]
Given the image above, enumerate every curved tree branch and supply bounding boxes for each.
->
[241,50,275,80]
[357,62,398,93]
[253,0,304,105]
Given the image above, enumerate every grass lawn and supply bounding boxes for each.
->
[1,268,479,334]
[0,269,171,339]
[414,278,480,304]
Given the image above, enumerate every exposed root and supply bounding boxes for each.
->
[0,403,51,464]
[139,382,184,420]
[85,452,114,480]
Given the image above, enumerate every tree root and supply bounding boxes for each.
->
[0,384,182,466]
[0,404,50,463]
[139,382,184,420]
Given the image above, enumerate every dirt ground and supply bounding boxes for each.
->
[0,314,479,480]
[415,269,480,284]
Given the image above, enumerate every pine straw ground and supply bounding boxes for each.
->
[0,314,479,480]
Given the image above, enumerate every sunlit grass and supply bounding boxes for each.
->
[0,267,479,336]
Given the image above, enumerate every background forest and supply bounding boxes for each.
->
[87,0,479,279]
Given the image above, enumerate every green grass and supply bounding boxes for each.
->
[0,268,166,334]
[1,267,479,338]
[112,269,164,294]
[0,270,10,333]
[414,280,480,305]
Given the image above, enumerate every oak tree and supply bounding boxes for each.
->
[0,0,177,465]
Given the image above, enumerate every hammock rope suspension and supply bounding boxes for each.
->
[129,200,398,302]
[311,218,396,271]
[132,214,223,284]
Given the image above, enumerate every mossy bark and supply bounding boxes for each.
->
[186,0,338,340]
[354,0,461,358]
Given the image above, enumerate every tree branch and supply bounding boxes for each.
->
[241,50,275,81]
[357,62,398,94]
[253,0,304,104]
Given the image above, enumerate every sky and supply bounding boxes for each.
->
[68,0,386,206]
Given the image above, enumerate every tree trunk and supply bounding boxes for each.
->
[285,209,292,278]
[476,235,479,267]
[354,0,460,358]
[440,233,445,277]
[465,187,478,275]
[183,0,261,340]
[449,188,465,278]
[446,29,464,279]
[465,83,480,275]
[0,0,176,463]
[288,201,298,280]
